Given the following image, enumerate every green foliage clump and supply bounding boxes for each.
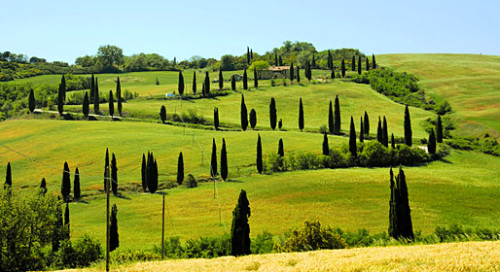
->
[183,174,198,188]
[54,234,103,268]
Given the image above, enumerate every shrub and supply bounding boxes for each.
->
[183,174,198,188]
[359,141,391,167]
[275,221,347,252]
[55,234,103,268]
[251,231,275,254]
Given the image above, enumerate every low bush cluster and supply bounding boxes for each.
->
[154,235,230,259]
[53,235,103,268]
[446,137,500,156]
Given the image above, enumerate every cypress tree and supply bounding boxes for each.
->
[221,139,228,181]
[322,132,329,156]
[279,55,283,66]
[372,54,377,69]
[94,78,99,114]
[204,71,210,96]
[383,116,388,147]
[52,202,64,252]
[243,69,248,90]
[328,100,334,134]
[240,95,248,131]
[160,105,167,123]
[90,73,95,102]
[247,47,250,64]
[278,118,283,131]
[334,95,341,135]
[341,59,346,77]
[253,67,258,89]
[391,133,396,149]
[83,92,89,118]
[349,116,357,157]
[436,115,443,143]
[270,97,277,130]
[249,109,257,129]
[360,117,364,143]
[4,162,12,190]
[156,77,160,85]
[331,69,335,80]
[352,55,356,71]
[305,61,312,81]
[147,152,158,193]
[366,58,370,71]
[104,148,109,192]
[178,71,185,96]
[117,77,122,116]
[111,153,118,196]
[57,83,64,115]
[257,134,263,174]
[177,152,184,185]
[214,107,219,130]
[74,168,80,200]
[219,69,224,90]
[141,154,147,192]
[388,167,397,238]
[298,97,304,132]
[364,111,370,136]
[357,55,362,75]
[61,75,66,100]
[109,91,114,118]
[278,138,284,157]
[377,117,383,143]
[297,66,300,83]
[428,128,437,155]
[61,162,71,202]
[40,178,47,196]
[404,105,412,146]
[211,138,217,178]
[110,204,119,252]
[395,166,414,240]
[64,203,70,240]
[192,72,197,94]
[312,53,316,68]
[327,50,333,70]
[28,88,35,113]
[275,53,278,66]
[231,75,236,91]
[230,189,251,256]
[290,62,294,82]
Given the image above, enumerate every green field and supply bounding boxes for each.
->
[378,54,500,138]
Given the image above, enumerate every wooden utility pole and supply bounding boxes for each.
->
[105,166,110,272]
[161,194,165,260]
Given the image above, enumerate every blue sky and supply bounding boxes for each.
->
[1,0,498,63]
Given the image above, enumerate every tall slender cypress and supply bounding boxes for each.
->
[90,74,95,102]
[214,107,219,130]
[312,53,316,68]
[147,152,158,193]
[94,78,99,114]
[351,55,356,71]
[211,138,217,178]
[61,162,71,202]
[249,109,257,129]
[270,97,277,130]
[278,138,284,157]
[404,105,412,146]
[231,75,236,91]
[110,204,119,251]
[391,133,396,149]
[298,97,304,131]
[377,117,383,143]
[328,100,334,134]
[372,54,377,69]
[141,154,147,192]
[275,53,278,66]
[64,203,70,240]
[204,71,210,96]
[257,134,262,174]
[192,72,197,94]
[290,62,294,82]
[177,152,184,185]
[396,166,413,240]
[74,168,80,200]
[428,129,437,155]
[305,61,312,81]
[360,117,364,143]
[322,132,329,156]
[436,115,443,143]
[83,92,89,118]
[341,59,346,77]
[246,47,250,64]
[219,69,224,90]
[279,55,283,66]
[240,95,248,131]
[383,116,388,147]
[230,189,251,256]
[116,77,122,116]
[104,148,109,192]
[178,71,185,96]
[40,178,47,196]
[108,91,114,118]
[160,105,167,123]
[327,50,333,70]
[61,75,66,101]
[331,69,335,80]
[334,95,341,134]
[243,69,248,90]
[364,111,370,136]
[366,58,370,71]
[253,67,258,89]
[388,167,397,238]
[221,139,228,181]
[297,66,300,83]
[57,83,64,115]
[358,55,362,75]
[111,153,118,195]
[349,117,357,157]
[4,162,12,190]
[28,88,35,113]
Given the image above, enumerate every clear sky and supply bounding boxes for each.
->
[1,0,499,63]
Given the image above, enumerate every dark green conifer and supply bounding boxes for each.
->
[204,71,210,96]
[94,77,100,114]
[28,88,35,113]
[40,178,47,195]
[90,74,95,102]
[64,203,70,240]
[4,162,12,190]
[279,55,283,66]
[322,132,329,156]
[247,47,250,64]
[214,107,219,130]
[360,117,364,143]
[192,72,197,94]
[57,83,64,115]
[391,133,396,149]
[257,134,263,174]
[177,152,184,185]
[83,92,89,118]
[278,118,283,130]
[111,153,118,195]
[290,63,294,82]
[160,105,167,123]
[275,53,278,66]
[253,67,258,88]
[395,166,413,240]
[352,55,356,71]
[298,97,304,131]
[230,189,251,256]
[334,95,341,134]
[357,55,362,75]
[104,148,109,192]
[141,154,147,192]
[383,116,388,147]
[270,98,277,130]
[305,61,312,81]
[364,111,370,136]
[312,53,316,68]
[349,117,357,157]
[108,91,114,118]
[61,75,66,100]
[211,138,217,178]
[178,71,185,96]
[331,69,335,80]
[249,109,257,129]
[327,50,333,70]
[404,105,412,146]
[328,100,334,134]
[221,139,228,181]
[372,54,377,69]
[436,115,443,143]
[74,168,80,200]
[341,59,346,77]
[219,69,224,90]
[61,162,71,202]
[278,138,284,157]
[231,75,236,91]
[241,95,248,131]
[388,167,397,238]
[147,152,158,193]
[297,66,300,83]
[110,204,119,251]
[428,128,437,155]
[117,77,122,116]
[366,58,370,71]
[377,117,383,143]
[243,69,248,90]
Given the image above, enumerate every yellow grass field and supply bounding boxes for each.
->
[61,241,500,272]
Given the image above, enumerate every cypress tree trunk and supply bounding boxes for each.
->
[4,162,12,190]
[341,59,346,77]
[243,69,248,90]
[28,88,35,113]
[192,72,197,94]
[230,190,251,256]
[298,98,304,131]
[428,129,437,154]
[254,68,258,89]
[249,109,257,129]
[436,115,443,143]
[111,153,118,195]
[211,138,217,178]
[334,95,341,134]
[83,92,89,118]
[241,95,248,131]
[270,97,277,130]
[219,69,224,90]
[160,105,167,123]
[231,75,236,91]
[94,78,99,114]
[74,168,80,200]
[278,138,284,157]
[290,63,294,82]
[214,107,219,130]
[377,117,383,143]
[404,105,412,146]
[61,162,71,202]
[349,116,357,157]
[352,56,356,71]
[364,111,370,136]
[221,139,228,181]
[110,204,119,251]
[177,152,184,185]
[141,154,147,192]
[322,132,329,156]
[257,134,263,174]
[328,101,334,134]
[117,77,122,116]
[178,71,184,96]
[109,91,114,118]
[383,116,388,147]
[358,55,362,75]
[360,117,364,143]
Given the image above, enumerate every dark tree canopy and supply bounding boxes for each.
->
[74,167,80,200]
[61,162,71,202]
[341,59,346,77]
[322,132,329,156]
[249,109,257,129]
[243,69,248,90]
[116,77,122,116]
[428,128,437,155]
[327,50,333,70]
[357,55,362,75]
[141,154,147,192]
[278,138,284,157]
[221,139,228,181]
[4,162,12,190]
[290,62,294,82]
[360,117,364,143]
[436,115,443,143]
[391,133,396,149]
[377,117,383,143]
[160,105,167,123]
[253,67,258,89]
[104,148,109,192]
[298,97,304,131]
[146,152,158,193]
[382,116,388,147]
[231,75,236,91]
[240,95,248,131]
[192,72,197,94]
[364,111,370,136]
[211,138,217,178]
[372,54,377,69]
[214,107,219,130]
[404,105,412,146]
[349,116,357,157]
[83,92,89,118]
[351,55,356,71]
[40,177,47,195]
[94,77,99,114]
[28,88,35,113]
[389,166,414,240]
[270,97,277,130]
[334,95,341,135]
[178,71,185,96]
[257,134,263,174]
[111,153,118,195]
[110,204,119,252]
[108,91,114,118]
[328,100,334,134]
[177,152,184,185]
[57,83,64,115]
[230,189,251,256]
[219,69,224,90]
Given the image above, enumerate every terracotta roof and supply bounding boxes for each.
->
[268,66,290,71]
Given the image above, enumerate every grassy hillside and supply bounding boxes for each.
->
[63,241,500,272]
[378,54,500,138]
